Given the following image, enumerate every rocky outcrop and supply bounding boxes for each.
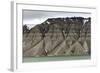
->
[23,17,91,57]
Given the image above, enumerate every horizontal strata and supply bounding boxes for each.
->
[23,17,91,57]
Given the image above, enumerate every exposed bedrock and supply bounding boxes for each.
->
[23,17,91,57]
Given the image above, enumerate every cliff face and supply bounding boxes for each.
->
[23,17,91,57]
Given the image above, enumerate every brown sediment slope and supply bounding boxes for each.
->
[23,17,91,57]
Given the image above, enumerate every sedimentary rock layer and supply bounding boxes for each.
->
[23,17,91,57]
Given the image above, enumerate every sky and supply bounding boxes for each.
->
[23,10,91,29]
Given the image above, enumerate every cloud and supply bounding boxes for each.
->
[23,10,91,29]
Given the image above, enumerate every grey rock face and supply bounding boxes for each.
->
[23,17,91,57]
